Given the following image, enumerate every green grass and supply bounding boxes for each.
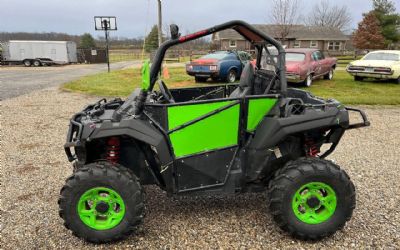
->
[63,67,196,97]
[304,70,400,105]
[62,68,400,105]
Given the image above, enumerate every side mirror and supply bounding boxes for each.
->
[170,24,180,40]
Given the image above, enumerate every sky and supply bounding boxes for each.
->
[1,0,399,38]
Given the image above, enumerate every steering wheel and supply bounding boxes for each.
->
[157,80,175,103]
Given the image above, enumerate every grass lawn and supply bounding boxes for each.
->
[62,67,400,105]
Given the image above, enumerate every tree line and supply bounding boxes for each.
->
[269,0,399,49]
[0,32,147,49]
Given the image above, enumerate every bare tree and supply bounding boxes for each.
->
[305,0,352,31]
[269,0,302,41]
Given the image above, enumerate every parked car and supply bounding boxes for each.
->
[285,49,337,87]
[186,51,251,83]
[346,50,400,84]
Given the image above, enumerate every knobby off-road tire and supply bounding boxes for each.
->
[58,162,145,243]
[268,158,355,240]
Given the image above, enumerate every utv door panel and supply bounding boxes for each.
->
[175,147,236,191]
[246,98,277,131]
[167,101,240,158]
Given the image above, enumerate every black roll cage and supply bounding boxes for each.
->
[147,20,287,96]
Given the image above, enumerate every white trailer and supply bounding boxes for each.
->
[0,40,77,66]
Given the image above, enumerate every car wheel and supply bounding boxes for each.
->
[304,74,313,87]
[354,76,364,81]
[33,60,41,67]
[324,68,334,80]
[195,76,208,83]
[23,60,31,67]
[226,70,237,83]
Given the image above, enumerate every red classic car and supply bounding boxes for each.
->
[285,49,337,87]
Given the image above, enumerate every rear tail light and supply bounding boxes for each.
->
[209,65,217,71]
[187,65,193,71]
[348,66,365,71]
[374,67,392,73]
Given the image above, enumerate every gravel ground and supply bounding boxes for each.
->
[1,88,399,249]
[0,61,139,100]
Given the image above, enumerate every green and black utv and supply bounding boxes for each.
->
[59,20,370,243]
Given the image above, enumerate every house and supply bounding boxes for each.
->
[212,24,350,54]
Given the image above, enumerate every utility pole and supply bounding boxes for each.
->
[157,0,162,47]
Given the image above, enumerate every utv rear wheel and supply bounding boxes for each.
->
[268,158,355,240]
[58,162,144,243]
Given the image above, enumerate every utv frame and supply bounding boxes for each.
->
[65,20,369,196]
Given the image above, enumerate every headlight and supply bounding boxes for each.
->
[210,65,217,71]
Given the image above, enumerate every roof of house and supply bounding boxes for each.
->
[214,24,349,41]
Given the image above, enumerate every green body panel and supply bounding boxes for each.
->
[141,60,150,90]
[168,102,240,157]
[246,98,277,131]
[168,101,234,130]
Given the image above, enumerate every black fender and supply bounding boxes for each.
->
[249,106,349,150]
[89,118,173,165]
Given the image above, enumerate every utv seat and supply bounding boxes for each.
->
[253,69,278,95]
[229,62,254,98]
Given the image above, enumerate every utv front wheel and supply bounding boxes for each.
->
[58,162,144,243]
[268,158,355,240]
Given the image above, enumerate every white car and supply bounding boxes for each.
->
[346,50,400,84]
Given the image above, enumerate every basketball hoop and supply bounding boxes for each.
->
[94,16,117,31]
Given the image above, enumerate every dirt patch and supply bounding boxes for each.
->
[16,163,40,174]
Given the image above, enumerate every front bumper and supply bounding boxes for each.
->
[345,107,370,129]
[186,70,220,78]
[64,112,87,162]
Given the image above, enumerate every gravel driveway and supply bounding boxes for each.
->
[0,61,140,100]
[1,88,399,249]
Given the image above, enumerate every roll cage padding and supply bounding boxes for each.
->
[148,20,287,96]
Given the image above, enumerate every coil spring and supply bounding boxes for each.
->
[106,137,120,164]
[305,137,319,157]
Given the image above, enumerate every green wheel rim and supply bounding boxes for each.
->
[77,187,126,230]
[292,182,337,224]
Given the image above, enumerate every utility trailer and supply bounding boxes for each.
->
[0,40,77,66]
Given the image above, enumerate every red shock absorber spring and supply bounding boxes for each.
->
[106,137,120,164]
[305,137,320,157]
